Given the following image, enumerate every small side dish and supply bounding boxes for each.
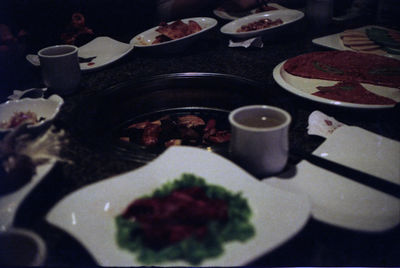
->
[220,9,304,39]
[0,95,64,133]
[130,17,217,52]
[115,173,255,265]
[153,20,202,44]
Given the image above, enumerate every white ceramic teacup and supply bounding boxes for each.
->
[0,228,47,266]
[38,45,81,94]
[229,105,291,177]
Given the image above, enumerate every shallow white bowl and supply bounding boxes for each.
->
[0,95,64,133]
[220,9,304,39]
[25,36,133,72]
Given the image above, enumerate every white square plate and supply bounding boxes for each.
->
[46,146,310,266]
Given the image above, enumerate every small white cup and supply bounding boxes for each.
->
[229,105,291,177]
[0,228,47,266]
[38,45,81,94]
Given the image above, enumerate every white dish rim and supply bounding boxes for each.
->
[273,61,397,109]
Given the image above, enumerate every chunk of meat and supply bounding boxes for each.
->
[177,115,205,128]
[142,123,162,146]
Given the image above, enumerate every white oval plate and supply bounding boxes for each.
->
[0,95,64,133]
[130,17,217,52]
[46,146,310,266]
[273,61,399,109]
[26,36,133,72]
[264,126,400,232]
[220,9,304,39]
[213,3,287,21]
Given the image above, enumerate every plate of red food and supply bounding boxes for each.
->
[130,17,217,52]
[46,146,310,266]
[213,3,286,21]
[273,50,400,108]
[220,9,304,39]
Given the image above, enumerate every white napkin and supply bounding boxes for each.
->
[229,37,264,48]
[307,110,345,138]
[264,122,400,232]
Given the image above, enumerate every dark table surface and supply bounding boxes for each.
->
[2,8,400,266]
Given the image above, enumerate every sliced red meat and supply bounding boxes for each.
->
[312,81,396,105]
[283,51,400,89]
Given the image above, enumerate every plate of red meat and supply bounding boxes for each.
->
[273,50,400,108]
[130,17,217,52]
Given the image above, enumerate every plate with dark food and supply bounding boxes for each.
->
[273,50,400,108]
[0,125,66,230]
[46,146,310,266]
[213,2,286,21]
[116,107,231,158]
[220,9,304,39]
[75,73,265,163]
[130,17,217,52]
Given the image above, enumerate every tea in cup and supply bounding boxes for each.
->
[228,105,291,177]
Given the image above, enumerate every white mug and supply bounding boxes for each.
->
[38,45,81,94]
[229,105,291,177]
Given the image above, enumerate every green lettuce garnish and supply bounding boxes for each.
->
[115,173,255,265]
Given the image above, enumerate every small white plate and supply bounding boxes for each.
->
[312,25,400,60]
[0,95,64,133]
[46,146,310,266]
[273,61,399,109]
[264,126,400,232]
[0,160,56,231]
[130,17,218,53]
[26,36,133,72]
[213,3,287,21]
[78,36,133,71]
[220,9,304,39]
